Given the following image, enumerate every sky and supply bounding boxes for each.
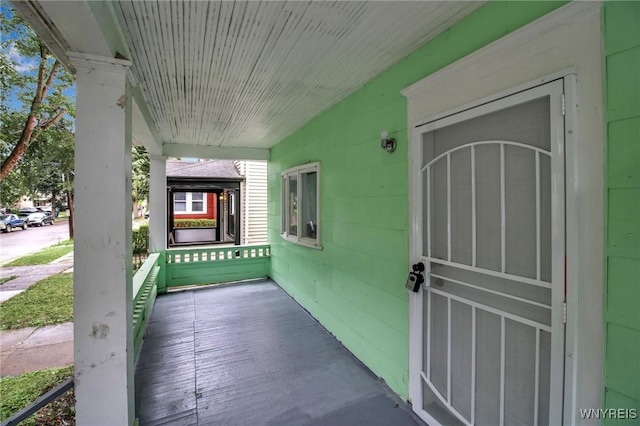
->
[6,43,35,72]
[1,1,77,114]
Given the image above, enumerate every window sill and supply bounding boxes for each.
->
[280,233,322,250]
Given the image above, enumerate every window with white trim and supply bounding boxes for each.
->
[174,192,206,214]
[281,163,320,248]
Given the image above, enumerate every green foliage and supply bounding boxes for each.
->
[0,1,75,205]
[132,145,149,211]
[3,240,73,267]
[0,169,25,206]
[0,366,74,424]
[0,272,73,330]
[174,219,217,228]
[17,118,75,203]
[133,225,149,255]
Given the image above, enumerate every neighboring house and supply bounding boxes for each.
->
[235,160,268,245]
[172,192,217,221]
[12,1,639,425]
[17,196,53,210]
[166,159,241,245]
[166,159,267,246]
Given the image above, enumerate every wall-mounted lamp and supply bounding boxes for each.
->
[380,130,396,153]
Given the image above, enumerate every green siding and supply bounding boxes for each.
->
[607,324,640,402]
[268,1,565,398]
[604,0,640,415]
[606,48,640,122]
[608,189,640,257]
[608,118,640,188]
[608,257,640,331]
[603,389,640,426]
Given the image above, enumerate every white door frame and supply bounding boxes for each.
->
[408,74,577,426]
[404,4,604,422]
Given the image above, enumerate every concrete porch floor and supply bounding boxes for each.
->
[135,279,424,426]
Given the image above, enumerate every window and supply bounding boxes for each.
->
[281,162,320,248]
[174,192,206,214]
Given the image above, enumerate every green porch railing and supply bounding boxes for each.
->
[132,253,160,357]
[164,244,271,290]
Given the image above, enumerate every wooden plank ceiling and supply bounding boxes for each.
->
[111,1,484,149]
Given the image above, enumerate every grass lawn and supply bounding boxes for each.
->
[0,273,73,330]
[3,240,73,268]
[0,275,17,285]
[0,366,74,425]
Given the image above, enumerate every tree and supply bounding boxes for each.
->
[17,121,74,204]
[0,2,75,181]
[132,145,150,218]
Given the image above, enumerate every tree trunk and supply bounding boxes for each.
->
[50,190,58,216]
[67,188,74,240]
[0,49,62,180]
[0,116,37,180]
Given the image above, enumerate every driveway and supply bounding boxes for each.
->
[0,220,71,265]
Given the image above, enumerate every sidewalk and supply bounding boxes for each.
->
[0,252,75,377]
[0,251,73,302]
[0,322,74,377]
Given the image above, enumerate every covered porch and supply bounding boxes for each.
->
[130,244,424,425]
[135,279,422,425]
[9,0,638,425]
[8,2,490,423]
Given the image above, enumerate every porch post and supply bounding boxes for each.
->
[149,155,167,252]
[69,52,135,425]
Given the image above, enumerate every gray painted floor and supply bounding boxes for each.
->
[135,279,425,426]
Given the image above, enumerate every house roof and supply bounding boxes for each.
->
[166,160,242,179]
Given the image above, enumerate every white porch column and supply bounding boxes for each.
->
[69,52,135,425]
[149,155,167,252]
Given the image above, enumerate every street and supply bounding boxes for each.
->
[0,220,72,265]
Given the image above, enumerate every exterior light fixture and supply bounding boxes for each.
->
[380,130,396,153]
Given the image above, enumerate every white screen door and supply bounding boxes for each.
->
[409,80,566,426]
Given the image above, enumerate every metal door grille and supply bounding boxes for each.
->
[412,82,565,426]
[421,141,553,426]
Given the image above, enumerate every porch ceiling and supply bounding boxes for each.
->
[12,0,485,157]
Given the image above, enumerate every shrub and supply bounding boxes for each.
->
[133,225,149,255]
[174,219,216,228]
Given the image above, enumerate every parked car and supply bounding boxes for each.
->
[17,209,32,223]
[0,214,28,232]
[19,207,38,215]
[27,212,54,227]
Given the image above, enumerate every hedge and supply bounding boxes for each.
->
[133,225,149,255]
[174,219,216,228]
